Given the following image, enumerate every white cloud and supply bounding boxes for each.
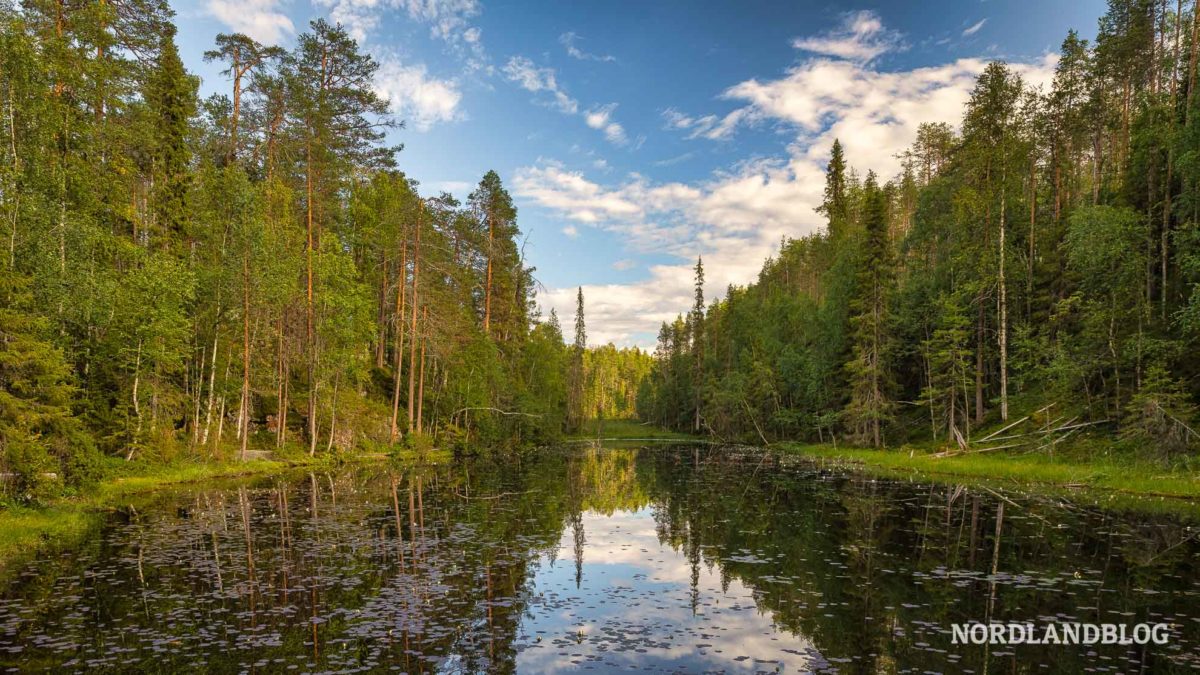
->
[791,9,903,64]
[504,58,631,145]
[660,107,749,141]
[612,259,636,271]
[518,14,1057,346]
[559,31,616,63]
[962,19,988,37]
[314,0,485,66]
[503,56,579,114]
[435,180,472,193]
[206,0,293,45]
[562,225,580,238]
[585,104,628,144]
[374,58,463,131]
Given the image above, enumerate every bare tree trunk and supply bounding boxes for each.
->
[407,205,422,428]
[201,324,219,446]
[128,340,143,460]
[417,307,427,434]
[305,137,317,456]
[1028,157,1036,321]
[999,170,1009,422]
[240,255,251,460]
[483,206,494,334]
[389,239,408,441]
[975,300,985,426]
[276,311,287,448]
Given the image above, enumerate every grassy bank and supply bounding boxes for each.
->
[781,443,1200,500]
[567,418,698,441]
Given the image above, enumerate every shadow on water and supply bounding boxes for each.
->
[0,445,1197,673]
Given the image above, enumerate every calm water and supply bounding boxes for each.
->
[2,446,1199,673]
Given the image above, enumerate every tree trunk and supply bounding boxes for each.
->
[407,203,422,428]
[376,251,387,368]
[975,301,985,426]
[277,312,288,448]
[305,137,317,456]
[999,171,1009,422]
[240,254,251,461]
[201,325,219,447]
[417,307,428,434]
[389,239,408,441]
[483,206,494,334]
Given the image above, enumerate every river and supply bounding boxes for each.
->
[1,446,1198,673]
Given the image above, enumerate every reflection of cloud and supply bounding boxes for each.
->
[514,508,821,672]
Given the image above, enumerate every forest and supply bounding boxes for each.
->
[640,0,1200,461]
[6,0,1200,507]
[0,0,654,501]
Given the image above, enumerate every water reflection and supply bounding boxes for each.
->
[0,447,1197,673]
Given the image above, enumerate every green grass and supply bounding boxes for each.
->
[781,443,1200,500]
[567,418,697,441]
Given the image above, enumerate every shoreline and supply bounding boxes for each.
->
[778,443,1200,502]
[0,452,409,580]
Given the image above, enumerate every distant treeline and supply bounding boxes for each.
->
[639,1,1200,458]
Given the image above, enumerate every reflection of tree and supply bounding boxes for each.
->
[2,449,1198,674]
[638,449,1200,674]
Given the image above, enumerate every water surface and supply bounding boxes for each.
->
[2,447,1198,673]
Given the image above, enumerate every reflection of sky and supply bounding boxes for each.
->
[514,508,824,672]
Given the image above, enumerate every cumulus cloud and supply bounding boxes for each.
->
[791,9,903,63]
[374,58,464,130]
[559,31,617,63]
[206,0,293,45]
[562,225,580,238]
[519,14,1057,346]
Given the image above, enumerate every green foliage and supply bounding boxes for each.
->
[0,5,585,503]
[640,1,1200,460]
[1120,364,1198,461]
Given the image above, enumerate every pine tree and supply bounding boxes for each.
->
[818,139,849,239]
[568,287,587,431]
[690,256,704,432]
[146,28,197,249]
[843,173,895,447]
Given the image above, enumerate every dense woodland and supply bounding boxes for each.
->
[0,0,650,500]
[641,0,1200,459]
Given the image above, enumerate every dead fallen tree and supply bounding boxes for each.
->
[931,417,1109,458]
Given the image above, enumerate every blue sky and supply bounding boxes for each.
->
[172,0,1106,347]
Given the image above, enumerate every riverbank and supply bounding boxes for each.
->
[0,451,422,579]
[780,443,1200,500]
[567,418,698,441]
